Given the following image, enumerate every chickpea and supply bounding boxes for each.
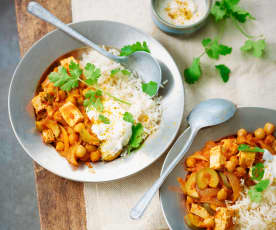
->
[254,128,266,140]
[237,128,247,137]
[74,123,83,133]
[75,144,87,158]
[235,167,246,177]
[58,90,66,100]
[66,96,76,105]
[264,135,275,145]
[69,133,78,145]
[186,157,196,168]
[217,188,228,201]
[85,144,97,152]
[90,150,101,162]
[56,142,64,151]
[264,122,275,135]
[225,160,236,172]
[237,135,246,144]
[77,96,84,105]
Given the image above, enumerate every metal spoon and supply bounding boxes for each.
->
[130,98,236,219]
[27,2,161,95]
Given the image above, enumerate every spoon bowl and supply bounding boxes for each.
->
[130,98,236,219]
[27,1,162,94]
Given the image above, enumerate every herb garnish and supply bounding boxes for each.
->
[84,63,101,85]
[248,162,270,203]
[120,41,150,56]
[127,123,144,154]
[123,112,134,124]
[98,114,110,124]
[83,90,104,112]
[142,81,158,97]
[184,0,266,84]
[238,144,264,153]
[110,68,131,76]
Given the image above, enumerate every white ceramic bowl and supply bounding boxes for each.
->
[9,20,184,182]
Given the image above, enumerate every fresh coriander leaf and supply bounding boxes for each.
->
[142,81,158,97]
[84,89,104,112]
[49,66,79,92]
[110,68,120,76]
[84,63,101,85]
[248,188,262,203]
[202,38,232,59]
[215,64,231,82]
[238,144,264,152]
[211,1,227,21]
[184,57,201,84]
[121,69,131,75]
[123,112,135,124]
[127,123,144,154]
[230,4,255,23]
[120,41,150,56]
[254,179,270,192]
[251,163,265,181]
[241,39,266,57]
[69,61,82,79]
[98,114,110,124]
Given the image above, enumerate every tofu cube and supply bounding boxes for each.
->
[60,56,77,67]
[210,146,226,170]
[42,129,55,144]
[214,207,233,230]
[190,203,210,219]
[59,102,83,127]
[32,94,46,114]
[239,151,255,168]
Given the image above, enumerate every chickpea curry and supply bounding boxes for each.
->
[177,122,276,230]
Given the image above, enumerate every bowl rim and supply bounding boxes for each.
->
[8,20,185,182]
[159,106,276,229]
[151,0,213,30]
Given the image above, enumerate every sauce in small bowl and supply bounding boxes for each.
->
[151,0,212,35]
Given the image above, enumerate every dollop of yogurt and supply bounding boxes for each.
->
[87,100,132,157]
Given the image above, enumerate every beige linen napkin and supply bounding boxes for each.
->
[72,0,276,229]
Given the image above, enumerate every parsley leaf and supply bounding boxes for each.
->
[254,179,270,192]
[98,114,110,124]
[49,65,79,92]
[84,89,104,112]
[251,163,265,181]
[241,39,266,57]
[84,63,101,85]
[121,69,131,75]
[110,68,120,76]
[69,61,82,79]
[211,1,227,21]
[202,38,232,59]
[238,144,264,152]
[123,112,135,124]
[248,188,262,203]
[120,41,150,56]
[184,57,201,84]
[215,64,231,82]
[142,81,158,97]
[127,123,144,154]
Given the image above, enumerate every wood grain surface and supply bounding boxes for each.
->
[14,1,87,229]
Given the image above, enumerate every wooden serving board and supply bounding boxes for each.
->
[14,1,87,229]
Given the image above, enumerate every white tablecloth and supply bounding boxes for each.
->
[72,0,276,229]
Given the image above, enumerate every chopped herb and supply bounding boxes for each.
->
[184,57,201,84]
[248,188,262,203]
[121,69,131,75]
[84,63,101,85]
[98,114,110,124]
[241,39,266,58]
[123,112,134,124]
[238,144,264,152]
[142,81,158,97]
[251,163,265,181]
[120,41,150,56]
[84,89,104,112]
[215,64,231,82]
[49,65,79,92]
[127,123,144,154]
[254,179,270,192]
[202,38,232,60]
[110,68,120,76]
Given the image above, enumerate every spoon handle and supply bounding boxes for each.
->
[130,128,199,219]
[27,2,122,62]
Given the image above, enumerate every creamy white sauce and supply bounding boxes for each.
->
[156,0,207,26]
